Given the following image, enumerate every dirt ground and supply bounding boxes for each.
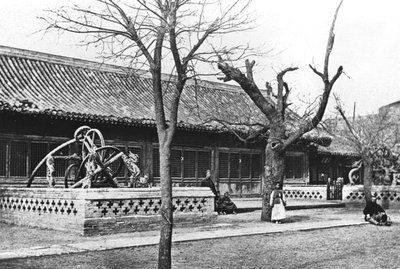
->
[2,223,400,269]
[0,208,359,251]
[0,223,81,252]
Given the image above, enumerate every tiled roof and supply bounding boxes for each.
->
[317,135,359,157]
[0,46,337,150]
[0,46,267,133]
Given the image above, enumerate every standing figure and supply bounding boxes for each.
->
[200,170,219,210]
[200,170,218,196]
[46,155,55,188]
[270,182,286,224]
[121,152,140,187]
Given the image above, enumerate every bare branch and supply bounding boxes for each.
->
[324,0,343,77]
[210,119,269,144]
[245,59,256,84]
[309,64,324,80]
[282,1,343,150]
[217,59,276,121]
[276,67,298,116]
[335,100,359,144]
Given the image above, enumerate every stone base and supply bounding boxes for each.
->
[0,187,217,236]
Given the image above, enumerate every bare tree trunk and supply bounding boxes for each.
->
[363,159,373,204]
[41,2,255,268]
[261,125,286,221]
[158,144,173,269]
[151,66,174,268]
[262,145,285,221]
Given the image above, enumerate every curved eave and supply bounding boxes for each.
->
[0,105,223,134]
[298,135,332,147]
[317,148,360,157]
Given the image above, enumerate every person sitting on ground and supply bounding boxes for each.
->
[363,196,391,226]
[216,191,223,214]
[217,192,238,215]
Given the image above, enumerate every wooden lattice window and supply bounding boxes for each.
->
[285,155,295,179]
[285,153,305,180]
[153,148,160,178]
[218,152,229,178]
[294,157,304,178]
[171,150,182,178]
[241,153,251,178]
[197,151,210,179]
[230,153,240,179]
[30,143,48,177]
[251,154,261,178]
[219,151,262,180]
[153,147,211,180]
[10,141,28,177]
[183,150,196,178]
[0,140,6,176]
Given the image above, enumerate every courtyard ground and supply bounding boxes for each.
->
[1,202,397,268]
[1,206,362,256]
[1,221,399,269]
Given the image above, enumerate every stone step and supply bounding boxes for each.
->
[231,198,345,212]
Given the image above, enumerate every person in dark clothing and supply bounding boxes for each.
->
[363,196,391,226]
[217,192,238,215]
[200,170,218,196]
[200,170,219,211]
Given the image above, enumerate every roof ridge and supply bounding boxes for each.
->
[0,45,245,93]
[0,45,142,76]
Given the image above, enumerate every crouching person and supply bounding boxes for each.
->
[363,196,392,226]
[217,192,238,215]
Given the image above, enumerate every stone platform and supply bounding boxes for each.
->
[0,187,216,236]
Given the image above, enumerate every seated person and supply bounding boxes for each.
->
[363,196,391,226]
[216,192,238,215]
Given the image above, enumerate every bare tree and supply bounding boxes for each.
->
[335,98,400,203]
[42,0,253,268]
[216,1,344,221]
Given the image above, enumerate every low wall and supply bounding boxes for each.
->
[0,187,216,236]
[343,185,400,209]
[283,185,328,200]
[282,185,400,209]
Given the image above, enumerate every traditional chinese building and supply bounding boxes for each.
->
[0,46,357,196]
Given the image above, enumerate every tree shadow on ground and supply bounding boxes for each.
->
[284,215,312,223]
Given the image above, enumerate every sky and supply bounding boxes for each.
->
[0,0,399,117]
